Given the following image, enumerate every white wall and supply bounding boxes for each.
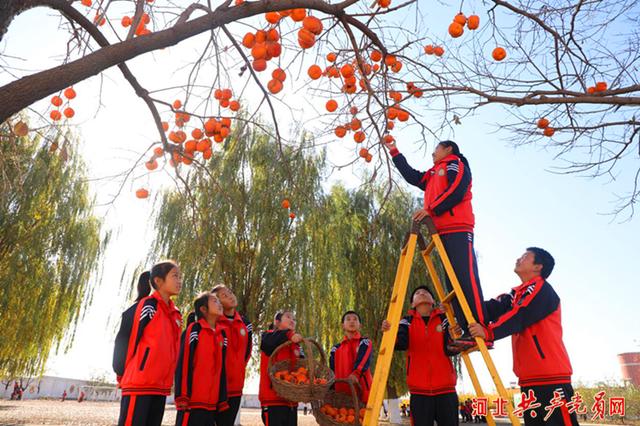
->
[1,376,93,400]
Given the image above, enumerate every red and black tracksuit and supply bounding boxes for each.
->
[391,149,487,334]
[214,311,252,426]
[484,276,578,426]
[395,308,459,426]
[329,333,373,403]
[174,318,228,426]
[113,292,183,426]
[259,330,302,426]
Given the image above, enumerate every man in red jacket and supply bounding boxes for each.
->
[211,284,252,426]
[383,286,459,426]
[470,247,579,426]
[329,311,373,404]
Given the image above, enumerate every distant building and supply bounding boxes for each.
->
[617,352,640,387]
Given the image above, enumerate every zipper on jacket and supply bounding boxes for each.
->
[449,209,454,216]
[532,335,546,359]
[139,347,150,370]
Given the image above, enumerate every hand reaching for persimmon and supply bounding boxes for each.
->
[383,139,396,150]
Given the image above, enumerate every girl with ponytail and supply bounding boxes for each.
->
[259,310,304,426]
[113,261,183,426]
[175,292,229,426]
[384,139,489,349]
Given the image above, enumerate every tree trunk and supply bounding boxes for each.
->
[0,0,32,42]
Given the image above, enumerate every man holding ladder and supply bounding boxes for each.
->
[470,247,579,426]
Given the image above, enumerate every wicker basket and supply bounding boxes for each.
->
[312,378,362,426]
[268,338,335,403]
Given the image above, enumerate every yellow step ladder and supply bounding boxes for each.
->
[362,218,520,426]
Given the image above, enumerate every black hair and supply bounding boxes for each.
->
[269,309,293,330]
[187,292,213,325]
[438,140,471,177]
[527,247,555,279]
[211,284,227,294]
[135,260,178,301]
[410,285,434,304]
[341,310,362,324]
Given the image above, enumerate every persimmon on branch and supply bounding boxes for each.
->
[1,0,639,215]
[0,0,377,122]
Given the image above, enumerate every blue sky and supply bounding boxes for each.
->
[2,2,639,394]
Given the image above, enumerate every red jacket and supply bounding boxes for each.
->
[114,292,183,396]
[174,318,228,411]
[391,149,474,234]
[330,333,373,403]
[216,312,252,397]
[485,276,573,387]
[396,309,457,396]
[259,329,301,407]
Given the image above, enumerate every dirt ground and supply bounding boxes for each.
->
[0,400,325,426]
[1,400,632,426]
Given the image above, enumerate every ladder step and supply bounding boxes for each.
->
[425,240,435,255]
[442,290,456,304]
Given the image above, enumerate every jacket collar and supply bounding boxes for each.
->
[426,154,460,176]
[197,317,216,330]
[438,154,460,165]
[513,275,544,292]
[429,154,460,170]
[221,310,242,323]
[151,291,171,309]
[343,332,362,342]
[409,307,442,319]
[151,291,181,315]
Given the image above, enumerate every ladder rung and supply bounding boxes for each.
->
[442,290,456,304]
[424,240,435,255]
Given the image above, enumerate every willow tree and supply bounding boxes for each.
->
[304,184,437,398]
[150,122,446,395]
[150,123,326,327]
[0,122,105,378]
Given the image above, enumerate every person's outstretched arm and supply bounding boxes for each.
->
[484,291,515,323]
[385,141,428,190]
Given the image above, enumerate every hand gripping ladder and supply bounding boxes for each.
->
[362,218,520,426]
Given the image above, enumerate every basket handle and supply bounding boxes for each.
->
[301,337,329,381]
[268,339,296,373]
[334,378,361,426]
[268,336,327,381]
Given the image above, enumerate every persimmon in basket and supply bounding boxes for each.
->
[274,367,328,385]
[320,404,366,423]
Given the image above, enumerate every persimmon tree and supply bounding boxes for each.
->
[0,0,639,214]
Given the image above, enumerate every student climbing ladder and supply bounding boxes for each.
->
[384,139,488,347]
[363,217,520,426]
